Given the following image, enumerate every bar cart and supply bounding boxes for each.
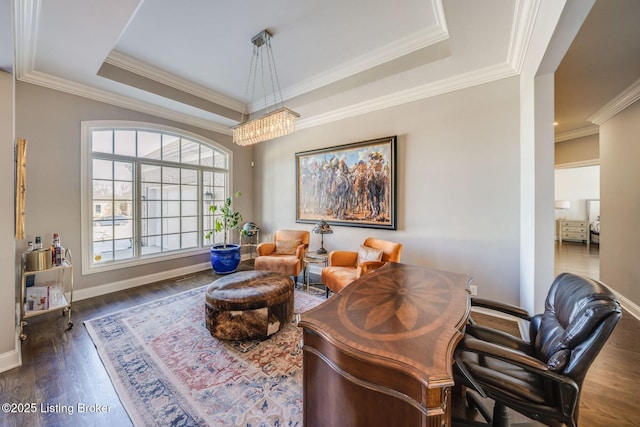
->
[20,249,73,341]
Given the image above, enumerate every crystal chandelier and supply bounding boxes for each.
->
[232,30,300,146]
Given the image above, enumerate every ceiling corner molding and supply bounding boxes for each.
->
[554,125,599,143]
[554,159,600,169]
[298,62,517,130]
[19,70,232,135]
[507,0,542,72]
[105,51,246,113]
[431,0,448,34]
[13,0,40,78]
[588,76,640,125]
[276,24,450,108]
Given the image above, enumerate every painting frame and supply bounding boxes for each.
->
[296,136,397,230]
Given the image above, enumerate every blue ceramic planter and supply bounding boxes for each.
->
[210,244,241,274]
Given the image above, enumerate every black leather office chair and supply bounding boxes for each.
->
[453,272,622,427]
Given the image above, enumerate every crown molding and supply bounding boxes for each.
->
[109,1,451,115]
[554,159,599,169]
[507,0,541,72]
[105,51,246,113]
[554,125,599,142]
[19,70,232,135]
[13,0,39,78]
[298,62,517,129]
[14,0,536,136]
[588,76,640,125]
[273,25,451,110]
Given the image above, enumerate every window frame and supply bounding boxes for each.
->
[80,120,233,275]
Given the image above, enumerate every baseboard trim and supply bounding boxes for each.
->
[612,290,640,322]
[0,349,21,374]
[70,262,212,302]
[0,320,23,373]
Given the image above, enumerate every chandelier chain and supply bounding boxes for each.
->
[241,44,259,124]
[265,37,285,112]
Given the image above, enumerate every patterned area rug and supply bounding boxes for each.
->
[84,284,324,426]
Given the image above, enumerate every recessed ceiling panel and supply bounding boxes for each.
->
[113,0,440,102]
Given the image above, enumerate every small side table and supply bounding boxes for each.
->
[303,252,329,295]
[240,228,260,259]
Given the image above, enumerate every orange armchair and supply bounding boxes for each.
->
[321,237,403,294]
[254,230,310,278]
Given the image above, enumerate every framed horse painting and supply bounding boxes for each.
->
[296,136,397,229]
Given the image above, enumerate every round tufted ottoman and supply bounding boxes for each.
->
[205,270,294,340]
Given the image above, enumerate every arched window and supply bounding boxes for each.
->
[81,121,231,273]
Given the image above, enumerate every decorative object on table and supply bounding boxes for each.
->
[296,136,397,229]
[241,221,259,237]
[84,279,324,427]
[232,29,300,146]
[311,220,333,254]
[206,192,243,274]
[554,199,570,219]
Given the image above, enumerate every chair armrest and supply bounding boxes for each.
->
[295,244,307,259]
[455,336,580,403]
[465,323,532,354]
[356,261,388,278]
[328,250,358,267]
[256,242,275,256]
[471,297,531,321]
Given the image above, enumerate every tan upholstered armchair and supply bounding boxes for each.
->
[321,237,403,294]
[254,230,310,278]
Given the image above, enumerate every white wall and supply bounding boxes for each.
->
[600,99,640,306]
[254,77,522,304]
[554,165,600,221]
[555,134,599,166]
[0,71,19,370]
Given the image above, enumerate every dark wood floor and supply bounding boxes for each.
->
[0,269,220,427]
[1,250,638,426]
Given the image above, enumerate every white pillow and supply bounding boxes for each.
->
[357,245,383,266]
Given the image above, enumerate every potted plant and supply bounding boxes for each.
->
[206,191,243,274]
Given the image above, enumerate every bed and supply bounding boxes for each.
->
[587,199,600,244]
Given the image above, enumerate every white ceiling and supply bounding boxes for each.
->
[5,0,640,139]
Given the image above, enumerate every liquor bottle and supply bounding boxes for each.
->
[27,241,34,252]
[34,236,42,250]
[52,233,62,266]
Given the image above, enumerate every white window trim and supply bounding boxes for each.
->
[80,120,233,275]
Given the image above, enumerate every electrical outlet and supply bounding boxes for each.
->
[469,284,478,296]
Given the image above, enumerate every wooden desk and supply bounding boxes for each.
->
[298,262,471,427]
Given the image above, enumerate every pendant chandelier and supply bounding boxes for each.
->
[232,29,300,146]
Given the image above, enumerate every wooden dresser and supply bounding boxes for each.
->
[298,263,471,427]
[558,220,590,244]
